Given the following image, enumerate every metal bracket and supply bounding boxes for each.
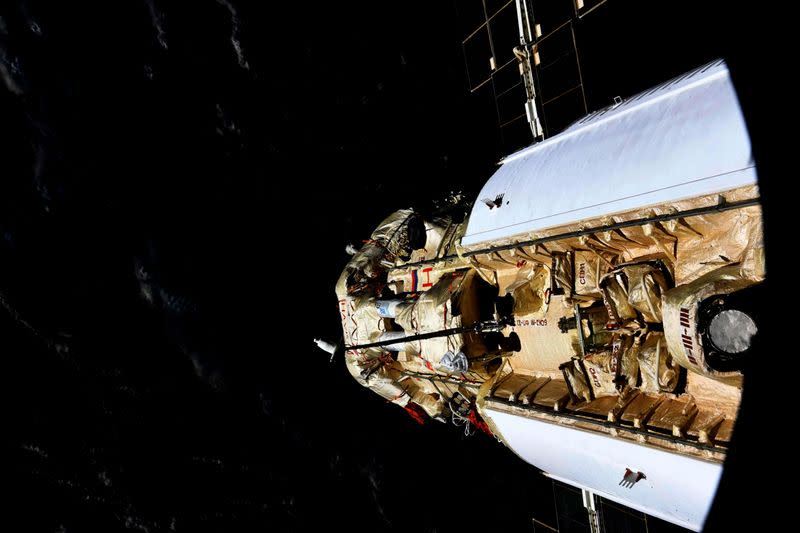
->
[581,488,601,533]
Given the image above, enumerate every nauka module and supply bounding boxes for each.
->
[325,2,763,525]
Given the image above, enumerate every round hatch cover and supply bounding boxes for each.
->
[708,309,757,354]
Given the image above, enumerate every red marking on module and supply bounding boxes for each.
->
[347,300,359,344]
[680,328,699,366]
[680,307,691,328]
[589,366,601,388]
[422,267,433,288]
[339,299,353,343]
[348,301,358,327]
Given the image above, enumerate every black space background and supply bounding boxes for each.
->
[0,1,789,532]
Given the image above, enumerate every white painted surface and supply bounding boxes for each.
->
[462,60,757,248]
[484,407,723,531]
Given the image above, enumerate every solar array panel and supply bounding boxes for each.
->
[457,0,607,153]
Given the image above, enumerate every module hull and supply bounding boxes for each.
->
[334,60,762,531]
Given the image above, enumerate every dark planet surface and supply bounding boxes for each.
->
[0,1,785,531]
